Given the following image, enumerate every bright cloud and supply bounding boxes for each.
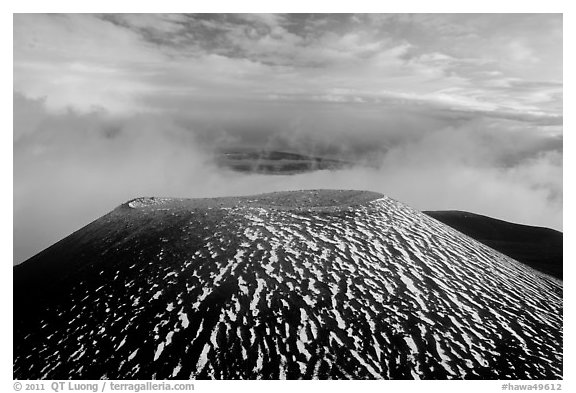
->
[13,14,563,264]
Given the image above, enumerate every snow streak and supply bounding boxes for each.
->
[14,194,562,380]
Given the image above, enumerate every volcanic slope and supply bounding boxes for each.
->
[13,190,562,380]
[423,210,563,279]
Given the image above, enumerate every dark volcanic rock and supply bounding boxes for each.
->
[424,211,563,279]
[13,190,562,380]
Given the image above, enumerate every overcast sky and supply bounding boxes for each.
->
[14,14,562,264]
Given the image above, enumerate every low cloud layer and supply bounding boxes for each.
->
[13,14,562,264]
[14,94,562,264]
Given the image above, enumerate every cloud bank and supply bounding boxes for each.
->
[13,14,562,264]
[14,93,562,264]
